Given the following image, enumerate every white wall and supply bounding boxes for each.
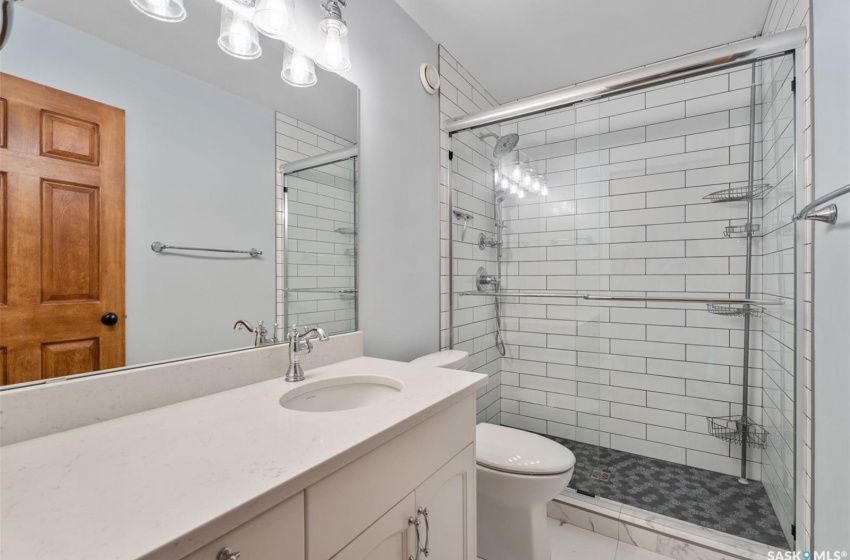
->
[811,0,850,549]
[1,8,276,366]
[342,0,441,361]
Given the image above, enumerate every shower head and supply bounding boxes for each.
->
[478,132,520,158]
[493,133,520,157]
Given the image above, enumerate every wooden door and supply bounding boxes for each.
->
[414,445,475,559]
[0,73,125,385]
[331,492,414,560]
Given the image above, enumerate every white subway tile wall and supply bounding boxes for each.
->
[484,65,772,481]
[275,112,356,336]
[439,47,503,422]
[762,0,812,549]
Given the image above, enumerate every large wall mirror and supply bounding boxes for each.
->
[0,0,358,388]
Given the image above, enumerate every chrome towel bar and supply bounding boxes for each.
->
[458,291,784,306]
[151,242,262,257]
[793,183,850,224]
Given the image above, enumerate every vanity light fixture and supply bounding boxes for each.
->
[281,43,317,87]
[130,0,186,22]
[253,0,296,40]
[218,4,262,59]
[316,0,351,72]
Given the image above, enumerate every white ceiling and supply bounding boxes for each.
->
[15,0,358,141]
[393,0,772,102]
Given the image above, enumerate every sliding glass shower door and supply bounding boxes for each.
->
[450,54,798,548]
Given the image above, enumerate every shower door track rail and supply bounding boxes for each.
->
[457,292,784,306]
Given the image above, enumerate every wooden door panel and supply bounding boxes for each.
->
[42,339,100,377]
[0,97,6,148]
[0,73,125,385]
[40,110,100,165]
[0,171,6,306]
[41,179,100,302]
[0,347,7,385]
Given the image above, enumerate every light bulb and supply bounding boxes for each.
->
[316,17,350,72]
[281,44,317,87]
[130,0,185,22]
[518,188,526,199]
[509,182,517,194]
[512,165,522,181]
[218,6,261,59]
[254,0,295,39]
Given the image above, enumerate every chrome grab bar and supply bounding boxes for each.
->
[151,241,261,257]
[282,288,357,294]
[793,183,850,224]
[458,291,784,306]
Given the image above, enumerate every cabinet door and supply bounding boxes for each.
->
[414,445,475,560]
[181,492,305,560]
[332,493,415,560]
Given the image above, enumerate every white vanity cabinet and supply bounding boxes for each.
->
[181,493,305,560]
[180,395,477,560]
[307,395,476,560]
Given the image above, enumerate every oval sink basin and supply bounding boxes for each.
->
[280,375,403,412]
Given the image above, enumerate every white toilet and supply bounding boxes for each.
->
[411,351,577,560]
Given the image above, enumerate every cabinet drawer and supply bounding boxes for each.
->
[306,396,475,560]
[181,492,305,560]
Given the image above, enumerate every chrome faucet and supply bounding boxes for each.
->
[285,324,330,382]
[233,320,277,347]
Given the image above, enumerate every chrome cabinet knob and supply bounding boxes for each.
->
[217,547,241,560]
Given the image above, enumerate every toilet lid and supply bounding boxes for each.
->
[476,424,576,475]
[410,350,469,369]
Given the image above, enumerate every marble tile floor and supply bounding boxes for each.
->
[478,518,677,560]
[544,435,788,549]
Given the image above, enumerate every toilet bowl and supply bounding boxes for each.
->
[410,351,574,559]
[410,349,469,370]
[476,423,576,560]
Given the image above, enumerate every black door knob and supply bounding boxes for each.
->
[101,312,119,326]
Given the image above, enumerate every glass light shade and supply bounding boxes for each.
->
[130,0,186,22]
[517,188,526,199]
[253,0,295,39]
[500,177,510,191]
[509,182,518,194]
[316,19,351,72]
[281,44,317,87]
[512,165,522,181]
[218,6,261,60]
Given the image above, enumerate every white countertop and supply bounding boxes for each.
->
[0,357,488,560]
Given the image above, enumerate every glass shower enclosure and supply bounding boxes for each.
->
[449,48,799,549]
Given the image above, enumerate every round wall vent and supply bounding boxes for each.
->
[420,63,440,94]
